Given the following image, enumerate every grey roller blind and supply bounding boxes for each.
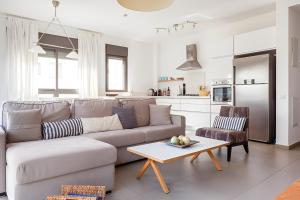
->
[105,44,128,57]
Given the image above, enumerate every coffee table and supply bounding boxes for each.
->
[127,136,229,194]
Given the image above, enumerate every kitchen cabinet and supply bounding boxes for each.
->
[234,26,276,55]
[156,97,211,131]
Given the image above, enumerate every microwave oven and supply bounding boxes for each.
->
[211,85,232,104]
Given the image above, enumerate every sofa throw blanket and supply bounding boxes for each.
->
[81,114,123,134]
[213,116,246,132]
[42,118,83,140]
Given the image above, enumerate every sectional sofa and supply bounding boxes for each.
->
[0,98,185,200]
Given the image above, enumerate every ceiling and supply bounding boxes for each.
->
[0,0,276,41]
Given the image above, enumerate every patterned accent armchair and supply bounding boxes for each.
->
[196,106,249,161]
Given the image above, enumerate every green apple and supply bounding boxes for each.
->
[170,136,179,145]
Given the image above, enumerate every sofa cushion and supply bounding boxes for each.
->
[6,109,42,143]
[2,101,71,129]
[120,98,156,127]
[112,106,138,129]
[134,125,183,142]
[149,104,172,126]
[72,99,119,118]
[6,137,116,185]
[42,118,83,140]
[81,115,123,134]
[81,129,145,148]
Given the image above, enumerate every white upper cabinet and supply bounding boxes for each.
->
[234,26,276,55]
[211,36,234,58]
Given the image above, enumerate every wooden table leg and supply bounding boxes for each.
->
[207,149,222,171]
[150,160,170,194]
[190,152,201,162]
[137,159,151,179]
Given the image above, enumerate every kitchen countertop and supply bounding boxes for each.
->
[115,96,211,99]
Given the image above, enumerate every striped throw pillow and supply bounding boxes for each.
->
[42,118,83,140]
[213,116,246,131]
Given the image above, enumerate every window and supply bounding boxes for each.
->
[37,33,79,97]
[105,44,128,92]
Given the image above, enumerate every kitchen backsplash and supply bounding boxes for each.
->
[158,71,206,95]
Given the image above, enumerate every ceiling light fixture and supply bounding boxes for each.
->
[30,0,78,59]
[155,21,197,34]
[117,0,173,12]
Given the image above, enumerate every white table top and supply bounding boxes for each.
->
[127,136,229,163]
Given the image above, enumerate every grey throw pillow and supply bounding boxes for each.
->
[149,105,172,126]
[112,106,138,129]
[6,109,42,143]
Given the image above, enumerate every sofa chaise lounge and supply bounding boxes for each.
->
[0,98,186,200]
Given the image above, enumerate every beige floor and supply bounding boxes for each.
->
[2,141,300,200]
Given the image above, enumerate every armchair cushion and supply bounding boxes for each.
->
[212,116,246,131]
[196,127,247,144]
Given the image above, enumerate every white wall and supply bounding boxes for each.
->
[156,11,276,94]
[100,35,155,96]
[276,0,300,146]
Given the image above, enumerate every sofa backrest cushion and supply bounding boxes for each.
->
[149,104,172,126]
[2,101,71,130]
[72,99,119,118]
[120,98,156,127]
[112,106,138,129]
[6,109,42,143]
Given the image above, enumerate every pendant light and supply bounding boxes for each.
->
[30,0,78,59]
[117,0,173,12]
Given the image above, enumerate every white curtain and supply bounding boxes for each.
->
[78,30,101,97]
[6,17,39,100]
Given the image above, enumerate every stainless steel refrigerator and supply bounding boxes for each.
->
[233,51,276,143]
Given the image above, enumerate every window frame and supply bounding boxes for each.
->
[105,53,128,93]
[38,46,78,97]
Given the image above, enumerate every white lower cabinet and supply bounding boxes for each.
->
[156,98,211,131]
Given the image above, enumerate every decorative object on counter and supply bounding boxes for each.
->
[158,89,162,96]
[147,88,155,96]
[183,83,186,95]
[199,86,210,96]
[167,87,170,96]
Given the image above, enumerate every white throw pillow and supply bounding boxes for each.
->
[81,114,123,134]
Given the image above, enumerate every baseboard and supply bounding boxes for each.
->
[276,141,300,150]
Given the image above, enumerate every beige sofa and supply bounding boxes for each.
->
[0,98,185,200]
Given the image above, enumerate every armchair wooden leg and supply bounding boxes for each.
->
[227,146,232,162]
[243,142,249,154]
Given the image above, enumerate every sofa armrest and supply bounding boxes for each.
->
[171,115,186,132]
[0,127,5,194]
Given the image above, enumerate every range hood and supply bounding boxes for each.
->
[176,44,202,71]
